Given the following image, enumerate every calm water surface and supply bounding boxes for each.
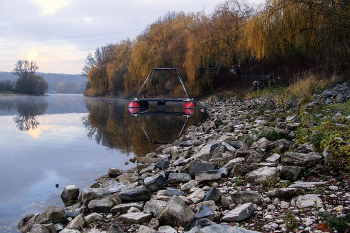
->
[0,94,206,232]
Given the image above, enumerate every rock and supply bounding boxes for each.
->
[189,161,217,177]
[266,153,280,163]
[59,230,80,233]
[204,186,222,203]
[79,188,109,204]
[106,182,126,193]
[235,145,249,157]
[108,193,123,205]
[158,226,177,233]
[108,168,123,178]
[144,175,168,192]
[111,202,144,215]
[187,189,206,204]
[194,200,217,212]
[291,194,323,208]
[195,170,221,181]
[18,213,40,233]
[119,212,152,224]
[116,173,139,184]
[118,188,151,202]
[230,190,261,204]
[88,197,114,213]
[64,214,84,230]
[184,205,215,231]
[157,189,184,196]
[168,173,191,183]
[138,225,156,233]
[289,181,327,188]
[266,188,305,199]
[180,180,198,191]
[221,202,255,222]
[157,195,195,227]
[29,224,50,233]
[148,218,159,229]
[107,224,124,233]
[282,151,323,168]
[223,157,245,169]
[85,213,103,223]
[230,163,259,177]
[143,200,167,217]
[245,167,279,184]
[36,206,67,224]
[246,150,265,164]
[61,185,79,201]
[281,166,303,181]
[157,158,170,170]
[127,207,141,213]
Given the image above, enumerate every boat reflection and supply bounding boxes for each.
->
[129,105,195,145]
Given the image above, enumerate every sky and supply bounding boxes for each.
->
[0,0,264,75]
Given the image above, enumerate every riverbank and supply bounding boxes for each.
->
[18,81,350,233]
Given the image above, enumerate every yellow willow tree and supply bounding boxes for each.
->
[184,0,252,96]
[246,0,350,71]
[88,66,108,96]
[106,39,133,96]
[125,12,194,94]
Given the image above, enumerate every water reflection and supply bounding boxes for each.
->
[13,99,48,131]
[83,99,206,156]
[0,96,48,131]
[132,108,193,145]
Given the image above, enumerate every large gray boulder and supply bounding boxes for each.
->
[36,206,67,224]
[118,188,151,202]
[61,185,79,201]
[144,175,168,192]
[204,187,222,203]
[143,200,167,217]
[64,214,84,231]
[282,152,323,168]
[230,190,261,205]
[184,206,215,231]
[245,167,279,184]
[18,214,40,233]
[266,188,305,199]
[119,212,152,224]
[111,202,144,215]
[168,173,191,183]
[157,195,195,227]
[280,166,303,181]
[189,161,217,177]
[195,170,221,181]
[221,203,255,222]
[88,197,115,213]
[79,188,109,204]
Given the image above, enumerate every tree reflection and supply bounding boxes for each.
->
[13,98,48,131]
[83,98,206,156]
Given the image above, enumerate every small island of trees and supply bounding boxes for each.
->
[0,60,48,95]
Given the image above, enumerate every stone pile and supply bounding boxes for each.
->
[19,82,350,233]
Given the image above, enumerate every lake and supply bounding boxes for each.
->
[0,94,206,232]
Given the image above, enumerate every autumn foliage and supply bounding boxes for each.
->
[83,0,350,97]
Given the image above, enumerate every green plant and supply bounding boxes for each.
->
[246,136,255,147]
[318,212,350,232]
[235,177,243,186]
[286,212,298,230]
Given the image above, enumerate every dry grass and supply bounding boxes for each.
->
[286,73,336,103]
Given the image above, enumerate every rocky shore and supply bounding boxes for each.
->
[18,82,350,233]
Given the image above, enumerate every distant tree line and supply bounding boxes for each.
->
[83,0,350,97]
[56,82,85,94]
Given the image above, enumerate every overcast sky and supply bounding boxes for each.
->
[0,0,264,75]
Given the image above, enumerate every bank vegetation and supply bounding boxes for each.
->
[82,0,350,98]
